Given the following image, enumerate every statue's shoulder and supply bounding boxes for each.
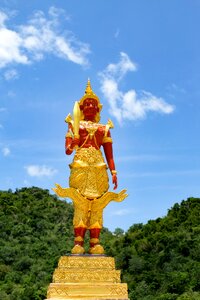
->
[98,119,114,129]
[100,119,114,139]
[106,119,114,129]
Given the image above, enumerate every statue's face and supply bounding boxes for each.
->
[81,98,99,119]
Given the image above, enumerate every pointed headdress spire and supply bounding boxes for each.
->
[85,78,92,94]
[79,79,102,110]
[78,79,103,122]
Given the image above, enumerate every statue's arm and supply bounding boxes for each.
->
[65,124,79,155]
[65,137,73,155]
[65,136,73,155]
[103,130,118,190]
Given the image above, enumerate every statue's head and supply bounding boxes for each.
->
[79,79,102,122]
[80,98,99,121]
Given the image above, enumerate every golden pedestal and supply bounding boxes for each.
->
[46,256,129,300]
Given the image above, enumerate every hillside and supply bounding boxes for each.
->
[0,187,75,300]
[0,187,199,300]
[106,197,200,300]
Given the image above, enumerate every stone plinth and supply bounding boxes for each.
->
[46,256,129,300]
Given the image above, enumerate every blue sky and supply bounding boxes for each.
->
[0,0,199,231]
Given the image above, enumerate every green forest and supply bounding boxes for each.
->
[0,187,199,300]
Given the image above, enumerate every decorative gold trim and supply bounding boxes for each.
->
[53,268,121,283]
[69,146,108,199]
[90,238,99,244]
[52,184,128,230]
[102,136,113,144]
[111,170,117,175]
[47,282,128,299]
[75,236,84,242]
[58,256,116,269]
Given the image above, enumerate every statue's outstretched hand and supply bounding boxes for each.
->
[112,174,118,190]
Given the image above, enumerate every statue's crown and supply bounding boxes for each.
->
[79,79,102,112]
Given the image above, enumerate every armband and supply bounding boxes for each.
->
[111,170,117,175]
[102,136,113,144]
[67,146,74,152]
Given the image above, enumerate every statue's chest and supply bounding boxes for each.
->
[79,122,105,140]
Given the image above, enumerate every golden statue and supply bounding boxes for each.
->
[46,81,129,300]
[53,79,127,255]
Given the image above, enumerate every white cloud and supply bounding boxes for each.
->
[0,11,8,26]
[0,26,28,68]
[99,52,174,123]
[2,147,10,156]
[104,52,137,81]
[25,164,57,177]
[4,68,19,80]
[0,7,90,69]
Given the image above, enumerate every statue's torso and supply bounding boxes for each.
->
[69,121,109,199]
[78,121,106,149]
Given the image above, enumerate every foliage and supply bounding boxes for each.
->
[0,187,74,299]
[107,197,200,300]
[0,188,199,300]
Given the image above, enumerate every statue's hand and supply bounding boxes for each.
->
[70,137,80,149]
[112,174,118,190]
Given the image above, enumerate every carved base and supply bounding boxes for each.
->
[46,256,129,300]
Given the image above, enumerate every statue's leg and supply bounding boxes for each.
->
[89,227,104,255]
[71,226,87,254]
[70,192,89,255]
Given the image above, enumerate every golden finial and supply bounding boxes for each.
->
[81,78,97,100]
[85,78,92,94]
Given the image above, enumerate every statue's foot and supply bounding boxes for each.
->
[89,244,104,255]
[71,244,85,254]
